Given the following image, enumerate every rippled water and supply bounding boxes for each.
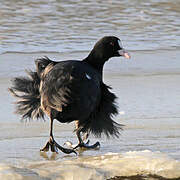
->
[0,0,180,54]
[0,0,180,180]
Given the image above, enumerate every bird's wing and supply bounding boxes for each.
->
[40,61,101,119]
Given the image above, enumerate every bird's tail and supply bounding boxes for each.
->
[9,57,53,120]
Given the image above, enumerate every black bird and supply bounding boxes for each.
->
[9,36,130,155]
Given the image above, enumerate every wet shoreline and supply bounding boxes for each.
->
[0,51,180,179]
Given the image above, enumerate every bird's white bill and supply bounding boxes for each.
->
[118,49,131,59]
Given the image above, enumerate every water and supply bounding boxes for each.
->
[0,0,180,54]
[0,0,180,179]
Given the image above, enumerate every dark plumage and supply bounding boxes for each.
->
[9,36,130,154]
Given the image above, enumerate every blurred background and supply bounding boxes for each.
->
[0,0,179,54]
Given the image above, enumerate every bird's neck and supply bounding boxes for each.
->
[83,50,108,75]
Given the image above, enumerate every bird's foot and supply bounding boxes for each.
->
[74,141,100,150]
[64,140,100,150]
[40,137,77,155]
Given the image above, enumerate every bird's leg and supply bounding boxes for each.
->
[63,121,89,149]
[72,121,100,150]
[64,121,100,150]
[82,132,89,142]
[40,115,77,155]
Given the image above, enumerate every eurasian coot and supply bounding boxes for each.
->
[9,36,130,154]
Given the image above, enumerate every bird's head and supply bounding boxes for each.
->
[92,36,131,61]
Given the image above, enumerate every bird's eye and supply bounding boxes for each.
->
[110,42,114,46]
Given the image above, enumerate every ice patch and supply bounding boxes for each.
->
[0,150,180,180]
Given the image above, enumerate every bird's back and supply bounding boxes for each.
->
[40,60,102,123]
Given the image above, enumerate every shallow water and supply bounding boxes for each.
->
[0,0,180,179]
[0,0,180,54]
